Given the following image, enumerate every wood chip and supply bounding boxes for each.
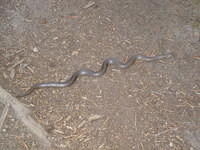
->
[78,120,87,128]
[88,114,102,122]
[72,51,79,56]
[8,59,25,71]
[3,72,8,79]
[53,37,58,40]
[193,56,200,60]
[53,129,65,135]
[9,69,15,80]
[66,115,72,122]
[83,1,95,9]
[0,104,9,130]
[81,96,88,100]
[66,126,73,130]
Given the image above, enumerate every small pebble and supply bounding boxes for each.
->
[72,51,79,56]
[33,47,39,52]
[81,96,88,100]
[2,129,6,132]
[190,147,194,150]
[169,142,173,147]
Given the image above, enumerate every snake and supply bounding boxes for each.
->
[16,53,174,98]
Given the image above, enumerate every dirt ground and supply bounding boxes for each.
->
[0,0,200,149]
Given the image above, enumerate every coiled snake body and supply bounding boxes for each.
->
[17,53,173,98]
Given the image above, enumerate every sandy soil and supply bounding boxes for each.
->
[0,0,200,149]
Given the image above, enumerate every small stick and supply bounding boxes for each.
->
[0,103,9,130]
[83,1,96,9]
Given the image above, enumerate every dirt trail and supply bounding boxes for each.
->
[0,0,200,149]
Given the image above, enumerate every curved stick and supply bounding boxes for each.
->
[17,53,174,98]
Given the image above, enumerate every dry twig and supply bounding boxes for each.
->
[0,103,9,130]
